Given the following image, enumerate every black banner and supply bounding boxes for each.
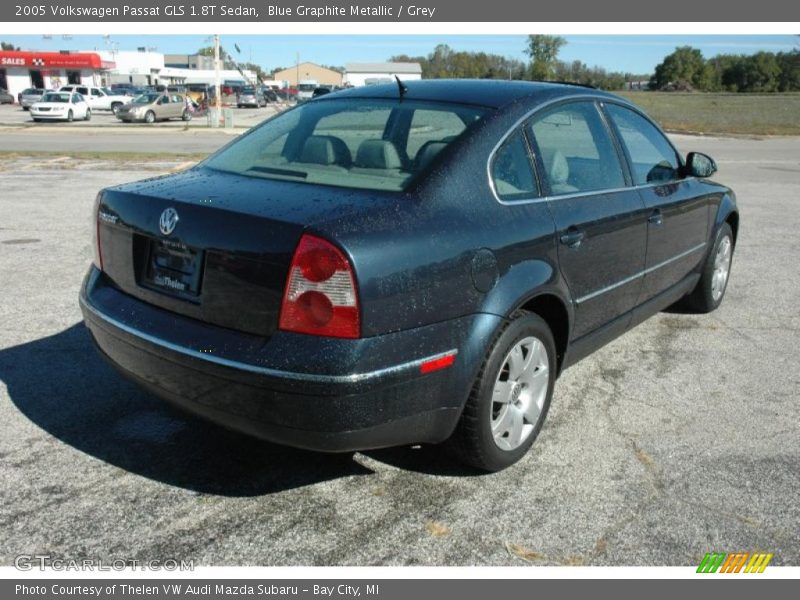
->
[4,579,797,600]
[1,0,797,22]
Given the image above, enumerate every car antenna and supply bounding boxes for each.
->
[394,75,408,99]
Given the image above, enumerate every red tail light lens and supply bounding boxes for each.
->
[279,234,360,339]
[92,193,103,271]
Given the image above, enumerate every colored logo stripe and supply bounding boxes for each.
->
[745,553,773,573]
[697,552,773,573]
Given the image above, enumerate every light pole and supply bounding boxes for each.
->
[214,34,221,121]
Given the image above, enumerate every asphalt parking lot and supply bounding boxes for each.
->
[0,134,798,566]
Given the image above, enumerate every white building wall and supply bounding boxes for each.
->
[344,72,422,87]
[3,68,101,98]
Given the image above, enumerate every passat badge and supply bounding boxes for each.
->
[159,207,179,236]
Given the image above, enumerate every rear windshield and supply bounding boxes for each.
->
[203,98,489,192]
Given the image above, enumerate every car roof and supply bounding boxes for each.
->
[323,79,624,110]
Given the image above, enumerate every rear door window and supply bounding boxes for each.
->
[528,102,626,196]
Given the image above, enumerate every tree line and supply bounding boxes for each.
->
[650,46,800,92]
[391,37,800,93]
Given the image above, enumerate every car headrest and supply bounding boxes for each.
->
[355,140,402,170]
[414,141,448,171]
[299,135,352,166]
[540,148,570,185]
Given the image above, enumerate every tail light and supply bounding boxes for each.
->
[279,234,360,339]
[92,193,103,271]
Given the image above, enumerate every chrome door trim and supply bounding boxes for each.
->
[574,242,707,305]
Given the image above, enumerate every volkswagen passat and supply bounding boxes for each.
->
[80,81,738,471]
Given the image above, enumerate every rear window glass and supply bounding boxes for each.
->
[204,99,488,192]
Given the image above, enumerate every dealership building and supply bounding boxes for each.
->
[0,50,115,98]
[343,62,422,87]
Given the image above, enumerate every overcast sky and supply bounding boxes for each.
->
[1,35,796,74]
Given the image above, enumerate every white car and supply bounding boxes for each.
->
[30,91,91,122]
[58,85,130,114]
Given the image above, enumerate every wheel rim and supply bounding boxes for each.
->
[711,235,732,301]
[490,336,550,451]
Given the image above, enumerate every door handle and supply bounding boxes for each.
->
[559,228,585,249]
[648,209,663,226]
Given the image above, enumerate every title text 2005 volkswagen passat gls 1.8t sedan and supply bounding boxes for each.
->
[80,81,738,471]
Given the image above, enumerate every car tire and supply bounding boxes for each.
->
[680,222,734,313]
[22,106,29,111]
[144,111,155,124]
[448,311,556,472]
[32,118,41,122]
[182,109,192,122]
[111,103,122,115]
[84,109,91,121]
[67,110,73,122]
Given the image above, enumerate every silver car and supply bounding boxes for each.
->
[237,87,266,108]
[20,88,46,110]
[116,92,192,123]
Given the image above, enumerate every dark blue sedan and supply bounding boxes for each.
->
[80,80,738,471]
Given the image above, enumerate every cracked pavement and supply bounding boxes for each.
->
[0,134,798,566]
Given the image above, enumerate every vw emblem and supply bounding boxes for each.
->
[159,207,179,236]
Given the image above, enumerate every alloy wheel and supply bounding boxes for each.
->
[490,336,550,451]
[711,235,732,301]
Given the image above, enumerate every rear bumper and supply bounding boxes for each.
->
[80,267,500,452]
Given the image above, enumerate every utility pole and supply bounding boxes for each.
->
[296,52,299,88]
[214,34,221,121]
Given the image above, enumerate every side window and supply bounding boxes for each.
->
[77,87,88,96]
[92,88,103,97]
[605,104,681,185]
[528,102,625,195]
[491,129,538,201]
[72,94,81,103]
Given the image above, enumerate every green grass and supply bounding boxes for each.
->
[618,92,800,136]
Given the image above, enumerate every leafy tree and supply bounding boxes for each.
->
[525,35,567,80]
[1,41,20,51]
[650,46,711,91]
[389,46,525,81]
[776,51,800,91]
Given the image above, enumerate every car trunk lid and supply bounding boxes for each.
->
[96,166,397,337]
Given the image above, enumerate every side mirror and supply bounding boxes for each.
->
[686,152,717,178]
